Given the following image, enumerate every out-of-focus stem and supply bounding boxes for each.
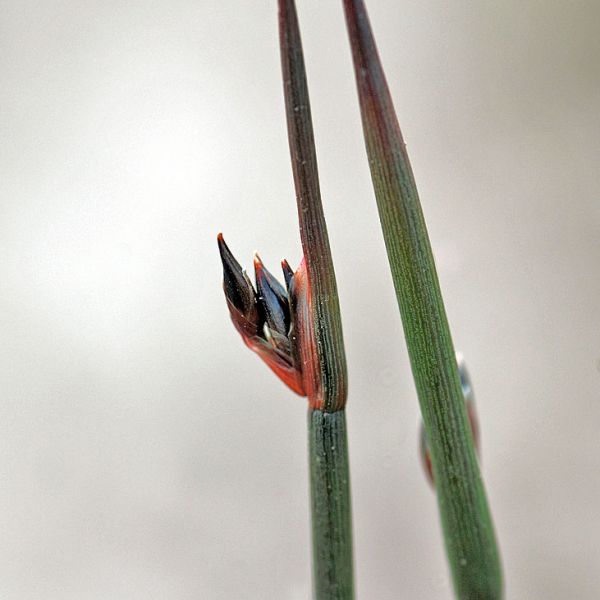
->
[342,1,502,598]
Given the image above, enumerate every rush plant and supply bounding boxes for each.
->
[218,1,502,599]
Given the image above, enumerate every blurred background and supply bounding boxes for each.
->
[2,1,600,598]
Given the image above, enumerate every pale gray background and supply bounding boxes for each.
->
[2,1,599,598]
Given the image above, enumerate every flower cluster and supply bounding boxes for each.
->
[218,233,320,403]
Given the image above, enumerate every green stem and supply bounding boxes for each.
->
[342,1,502,598]
[308,409,354,600]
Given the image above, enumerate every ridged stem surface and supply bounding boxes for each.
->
[308,409,354,600]
[343,1,502,598]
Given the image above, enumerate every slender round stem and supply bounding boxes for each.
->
[308,409,354,600]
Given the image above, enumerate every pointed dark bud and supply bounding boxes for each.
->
[217,233,261,338]
[254,253,290,339]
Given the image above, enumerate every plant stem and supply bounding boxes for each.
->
[278,2,354,598]
[309,409,354,600]
[342,1,502,598]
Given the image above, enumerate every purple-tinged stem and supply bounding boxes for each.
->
[279,0,347,414]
